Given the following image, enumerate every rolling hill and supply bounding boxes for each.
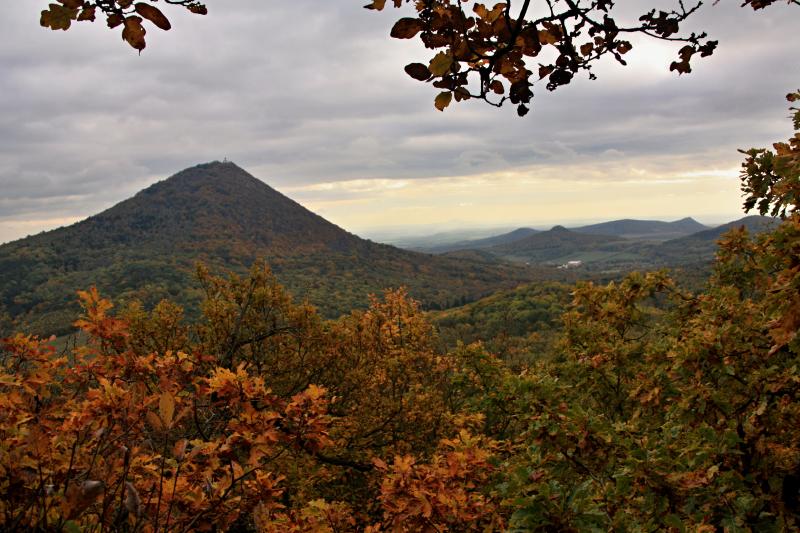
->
[648,215,778,265]
[0,162,534,335]
[489,225,625,263]
[572,217,708,240]
[423,227,540,253]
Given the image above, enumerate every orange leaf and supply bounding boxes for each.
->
[159,391,175,427]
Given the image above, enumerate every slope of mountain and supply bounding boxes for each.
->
[382,227,515,250]
[423,227,540,253]
[673,215,776,242]
[0,162,534,335]
[490,225,625,263]
[571,217,708,240]
[648,215,778,265]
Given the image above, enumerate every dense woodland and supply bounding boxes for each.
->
[1,91,799,530]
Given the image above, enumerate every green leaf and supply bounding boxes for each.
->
[428,52,453,76]
[63,521,82,533]
[664,514,685,532]
[40,4,77,31]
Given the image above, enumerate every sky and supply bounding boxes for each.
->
[1,1,798,244]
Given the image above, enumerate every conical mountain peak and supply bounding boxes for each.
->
[81,161,357,253]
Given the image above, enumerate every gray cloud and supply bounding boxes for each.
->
[0,0,798,242]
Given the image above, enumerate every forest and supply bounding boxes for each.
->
[2,0,800,531]
[3,92,799,529]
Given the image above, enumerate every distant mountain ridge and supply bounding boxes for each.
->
[401,217,711,255]
[490,225,624,263]
[571,217,708,239]
[424,227,540,253]
[0,162,533,335]
[422,215,778,274]
[668,215,776,243]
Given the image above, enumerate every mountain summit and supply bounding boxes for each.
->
[0,162,530,335]
[75,161,359,254]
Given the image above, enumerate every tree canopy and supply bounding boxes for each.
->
[38,0,798,114]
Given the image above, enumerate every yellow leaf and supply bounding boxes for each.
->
[434,91,452,112]
[159,391,174,428]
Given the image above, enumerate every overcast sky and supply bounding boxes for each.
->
[1,1,798,244]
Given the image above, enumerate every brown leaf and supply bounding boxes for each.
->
[404,63,430,81]
[77,6,96,21]
[59,0,84,8]
[364,0,387,10]
[145,410,163,430]
[538,29,559,45]
[173,438,188,461]
[135,3,171,31]
[391,18,424,39]
[122,15,146,51]
[107,13,124,29]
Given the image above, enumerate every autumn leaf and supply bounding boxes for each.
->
[159,391,175,427]
[135,3,171,31]
[107,13,123,28]
[122,15,147,51]
[434,91,452,112]
[41,4,77,31]
[364,0,387,10]
[428,52,452,76]
[77,6,96,22]
[404,63,430,81]
[390,17,424,39]
[538,29,559,45]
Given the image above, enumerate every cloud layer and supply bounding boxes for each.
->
[1,1,798,243]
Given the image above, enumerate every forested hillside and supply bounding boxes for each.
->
[0,162,535,336]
